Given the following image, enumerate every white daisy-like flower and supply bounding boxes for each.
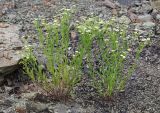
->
[134,28,139,31]
[126,36,130,39]
[68,47,72,50]
[113,28,119,32]
[111,17,116,21]
[75,51,80,54]
[146,38,150,41]
[141,38,147,42]
[94,26,99,30]
[115,41,118,43]
[134,31,139,35]
[53,19,58,23]
[98,20,104,24]
[127,48,131,52]
[104,38,109,42]
[120,54,126,59]
[86,29,91,33]
[111,50,115,52]
[65,9,71,11]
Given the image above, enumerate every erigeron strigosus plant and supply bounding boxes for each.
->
[20,9,82,100]
[20,9,150,100]
[77,17,150,97]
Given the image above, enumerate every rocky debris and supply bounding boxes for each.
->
[138,14,153,22]
[124,0,159,35]
[0,23,23,76]
[15,100,27,113]
[0,94,16,113]
[102,0,116,9]
[117,0,135,6]
[150,0,160,11]
[126,0,152,14]
[97,0,119,15]
[141,1,153,13]
[142,21,156,29]
[111,8,118,15]
[48,104,69,113]
[0,1,15,16]
[21,92,38,100]
[156,14,160,20]
[26,101,48,112]
[96,0,115,9]
[129,0,160,16]
[49,103,99,113]
[118,15,131,24]
[127,8,140,23]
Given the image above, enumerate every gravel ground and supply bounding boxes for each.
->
[0,0,160,113]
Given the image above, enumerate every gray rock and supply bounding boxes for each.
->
[0,99,14,107]
[138,14,153,22]
[0,23,23,76]
[99,13,103,18]
[134,1,142,6]
[4,86,13,92]
[118,15,131,24]
[141,3,152,13]
[156,14,160,20]
[150,0,160,10]
[48,104,69,113]
[14,100,27,113]
[26,101,48,112]
[48,103,89,113]
[146,76,152,81]
[142,22,155,29]
[1,107,15,113]
[119,8,128,15]
[21,92,37,100]
[8,14,16,20]
[117,0,135,6]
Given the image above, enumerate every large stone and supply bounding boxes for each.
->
[142,22,155,29]
[0,23,23,76]
[118,15,131,24]
[138,14,153,22]
[26,101,48,112]
[117,0,135,6]
[150,0,160,11]
[141,3,153,13]
[48,104,69,113]
[21,92,38,100]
